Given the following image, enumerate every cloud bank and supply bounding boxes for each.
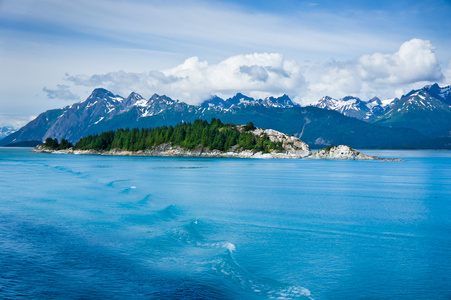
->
[358,39,442,84]
[60,39,446,105]
[65,53,306,103]
[306,39,444,101]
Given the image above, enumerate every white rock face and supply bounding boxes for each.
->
[307,145,402,161]
[246,127,311,158]
[308,145,361,160]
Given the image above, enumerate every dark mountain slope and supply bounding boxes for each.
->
[372,90,451,137]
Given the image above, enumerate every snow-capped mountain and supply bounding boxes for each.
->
[201,93,297,109]
[40,88,128,141]
[309,84,451,136]
[1,89,298,146]
[122,91,146,109]
[311,96,369,120]
[416,83,451,105]
[310,95,398,121]
[373,89,451,136]
[0,126,17,140]
[2,83,450,148]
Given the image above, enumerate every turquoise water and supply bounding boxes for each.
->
[1,148,450,299]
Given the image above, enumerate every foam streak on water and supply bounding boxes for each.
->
[0,148,450,299]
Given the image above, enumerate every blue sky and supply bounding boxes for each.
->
[1,0,450,127]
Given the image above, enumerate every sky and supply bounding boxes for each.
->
[1,0,451,127]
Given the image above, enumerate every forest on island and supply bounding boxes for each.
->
[43,119,285,153]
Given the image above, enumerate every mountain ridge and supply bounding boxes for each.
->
[2,84,450,149]
[372,89,451,136]
[309,95,399,121]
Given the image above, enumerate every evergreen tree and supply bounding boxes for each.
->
[44,138,59,149]
[58,139,72,149]
[72,119,283,153]
[244,121,256,131]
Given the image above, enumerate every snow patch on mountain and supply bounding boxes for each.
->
[200,93,297,109]
[310,95,398,121]
[0,126,17,140]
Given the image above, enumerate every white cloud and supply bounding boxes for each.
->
[304,39,445,103]
[358,39,443,84]
[442,59,451,86]
[65,53,306,104]
[43,84,79,101]
[0,114,36,128]
[54,39,447,106]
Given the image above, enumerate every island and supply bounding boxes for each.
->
[31,119,402,161]
[31,119,311,159]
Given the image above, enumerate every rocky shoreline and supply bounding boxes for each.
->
[31,143,310,159]
[31,144,403,161]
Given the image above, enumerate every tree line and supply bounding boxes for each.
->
[42,119,284,153]
[43,138,73,150]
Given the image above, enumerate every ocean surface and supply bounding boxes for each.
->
[0,148,450,299]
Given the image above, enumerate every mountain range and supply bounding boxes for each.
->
[372,84,451,137]
[1,83,450,149]
[310,83,451,136]
[310,95,398,121]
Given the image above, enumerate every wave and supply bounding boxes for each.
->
[123,214,312,300]
[118,193,153,210]
[120,204,179,226]
[137,194,152,205]
[52,165,86,177]
[158,204,179,220]
[168,219,313,299]
[165,219,312,299]
[121,186,137,194]
[210,251,312,300]
[105,179,130,188]
[168,219,236,252]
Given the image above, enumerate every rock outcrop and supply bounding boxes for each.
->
[243,127,311,158]
[307,145,403,161]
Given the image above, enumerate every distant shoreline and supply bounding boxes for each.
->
[30,144,403,161]
[30,145,310,159]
